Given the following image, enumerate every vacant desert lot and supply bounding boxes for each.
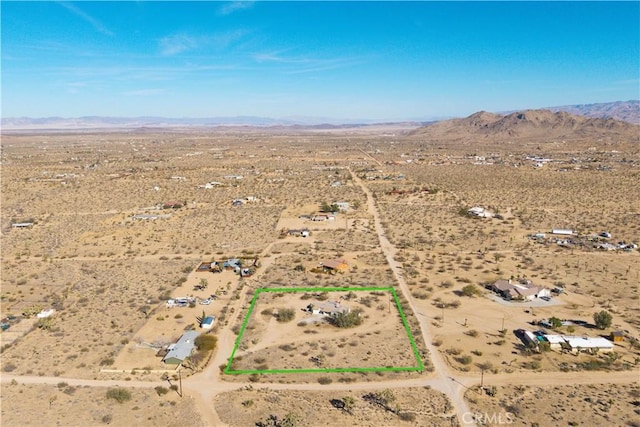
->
[214,386,457,426]
[465,382,640,426]
[0,381,203,427]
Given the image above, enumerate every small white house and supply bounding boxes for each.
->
[37,309,55,318]
[551,229,575,236]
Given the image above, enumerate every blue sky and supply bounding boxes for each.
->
[2,1,639,121]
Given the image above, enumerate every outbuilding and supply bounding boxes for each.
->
[201,316,215,330]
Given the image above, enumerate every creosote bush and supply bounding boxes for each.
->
[106,388,132,403]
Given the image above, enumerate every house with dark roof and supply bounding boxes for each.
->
[306,301,350,317]
[488,278,550,301]
[320,258,348,273]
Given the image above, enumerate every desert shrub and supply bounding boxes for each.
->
[328,310,363,328]
[398,411,417,422]
[275,308,295,323]
[279,344,295,352]
[154,386,169,396]
[458,355,473,365]
[194,334,217,351]
[106,388,131,403]
[460,284,480,297]
[593,310,613,329]
[101,414,113,424]
[99,358,114,366]
[318,377,333,385]
[465,329,479,337]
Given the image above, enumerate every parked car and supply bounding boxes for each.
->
[200,298,212,305]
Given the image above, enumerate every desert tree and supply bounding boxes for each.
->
[593,310,612,330]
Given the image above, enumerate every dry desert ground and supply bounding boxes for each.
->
[1,120,639,426]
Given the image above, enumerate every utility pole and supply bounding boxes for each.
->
[178,369,183,398]
[481,368,484,388]
[501,315,505,332]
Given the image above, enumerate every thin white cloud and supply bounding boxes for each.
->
[58,2,114,36]
[218,1,255,16]
[159,34,198,56]
[159,30,248,56]
[253,51,364,74]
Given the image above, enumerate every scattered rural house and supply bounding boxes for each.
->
[610,331,624,342]
[197,261,221,273]
[223,175,244,180]
[311,213,336,222]
[11,222,34,228]
[487,279,550,301]
[232,199,244,206]
[198,181,223,189]
[162,330,200,365]
[282,228,311,238]
[223,258,242,270]
[467,207,493,218]
[200,316,215,330]
[132,214,158,221]
[165,297,196,308]
[319,258,349,273]
[170,176,186,181]
[330,181,343,187]
[162,201,185,209]
[543,334,614,353]
[306,301,350,317]
[333,201,350,212]
[36,309,55,318]
[551,228,575,236]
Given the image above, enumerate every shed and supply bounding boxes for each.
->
[610,331,624,342]
[201,316,215,330]
[162,330,200,365]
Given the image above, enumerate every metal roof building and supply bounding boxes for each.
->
[162,330,200,365]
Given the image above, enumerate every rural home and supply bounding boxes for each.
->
[488,279,550,301]
[306,301,350,317]
[467,207,493,218]
[542,334,614,353]
[162,330,200,365]
[11,222,34,228]
[320,258,349,273]
[333,201,350,212]
[551,228,575,236]
[131,214,160,221]
[311,213,336,221]
[283,228,310,238]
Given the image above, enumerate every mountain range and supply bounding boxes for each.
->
[1,100,638,131]
[409,108,639,142]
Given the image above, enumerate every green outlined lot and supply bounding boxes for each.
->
[224,286,424,375]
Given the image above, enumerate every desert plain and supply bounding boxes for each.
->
[1,110,640,426]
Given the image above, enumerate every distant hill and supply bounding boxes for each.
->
[544,100,639,125]
[0,115,419,131]
[409,109,639,142]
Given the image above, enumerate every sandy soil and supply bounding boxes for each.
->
[2,128,639,426]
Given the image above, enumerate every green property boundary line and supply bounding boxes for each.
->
[224,286,424,375]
